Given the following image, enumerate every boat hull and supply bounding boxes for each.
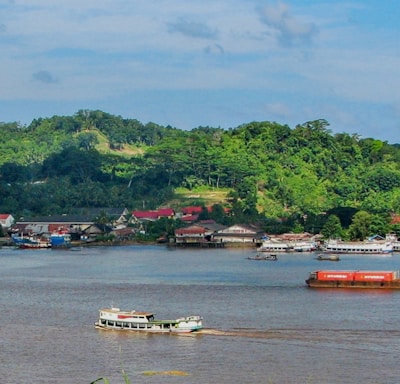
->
[306,270,400,289]
[19,243,51,249]
[247,254,277,261]
[12,235,51,249]
[316,255,340,261]
[94,322,201,333]
[50,234,71,248]
[306,279,400,289]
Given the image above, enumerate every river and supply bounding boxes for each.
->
[0,245,399,383]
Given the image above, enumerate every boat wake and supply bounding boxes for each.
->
[197,328,305,340]
[197,327,400,342]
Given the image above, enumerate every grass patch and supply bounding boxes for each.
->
[169,187,231,208]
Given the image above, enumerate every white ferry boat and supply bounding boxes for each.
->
[323,239,393,254]
[94,307,203,333]
[392,241,400,252]
[293,241,318,252]
[257,240,292,253]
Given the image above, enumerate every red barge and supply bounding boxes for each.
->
[305,270,400,289]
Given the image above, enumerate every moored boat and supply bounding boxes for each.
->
[293,241,317,252]
[11,233,51,249]
[316,254,340,261]
[391,241,400,252]
[94,307,203,333]
[247,254,277,261]
[50,231,72,248]
[306,270,400,289]
[257,240,292,253]
[323,239,393,254]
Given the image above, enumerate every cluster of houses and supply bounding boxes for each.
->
[0,207,321,246]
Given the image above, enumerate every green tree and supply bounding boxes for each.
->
[348,211,373,240]
[77,132,99,151]
[321,215,343,239]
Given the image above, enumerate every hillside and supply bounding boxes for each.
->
[1,111,400,236]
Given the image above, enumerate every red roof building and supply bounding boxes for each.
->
[0,213,14,228]
[181,214,199,222]
[181,206,204,215]
[132,208,175,221]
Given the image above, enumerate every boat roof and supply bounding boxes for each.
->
[100,308,155,316]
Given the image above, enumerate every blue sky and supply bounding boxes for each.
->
[1,0,399,143]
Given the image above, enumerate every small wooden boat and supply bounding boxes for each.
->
[316,254,340,261]
[247,254,277,261]
[94,307,203,333]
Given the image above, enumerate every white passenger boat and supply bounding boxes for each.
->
[392,241,400,252]
[94,307,203,333]
[257,240,292,253]
[293,241,318,252]
[323,239,393,254]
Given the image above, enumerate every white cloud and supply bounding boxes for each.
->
[257,1,318,46]
[32,70,57,84]
[167,19,219,39]
[0,1,399,142]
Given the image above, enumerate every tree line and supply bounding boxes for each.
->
[1,110,400,239]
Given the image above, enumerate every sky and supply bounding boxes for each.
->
[0,1,399,143]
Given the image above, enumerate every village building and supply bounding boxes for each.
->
[11,208,129,242]
[213,224,264,244]
[0,213,14,229]
[175,225,206,245]
[132,208,175,223]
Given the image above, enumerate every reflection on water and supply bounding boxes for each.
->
[0,245,399,383]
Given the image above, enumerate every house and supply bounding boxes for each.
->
[0,214,14,229]
[181,214,199,223]
[111,227,136,241]
[213,224,264,243]
[181,206,204,215]
[11,214,113,242]
[81,223,113,242]
[12,215,95,235]
[157,208,175,218]
[175,225,206,244]
[70,208,130,227]
[273,232,315,242]
[132,210,160,221]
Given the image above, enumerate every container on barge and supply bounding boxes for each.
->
[305,270,400,289]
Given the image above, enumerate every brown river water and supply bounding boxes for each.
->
[0,245,399,383]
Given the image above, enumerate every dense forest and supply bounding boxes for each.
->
[1,110,400,238]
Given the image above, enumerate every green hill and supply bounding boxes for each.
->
[1,111,400,236]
